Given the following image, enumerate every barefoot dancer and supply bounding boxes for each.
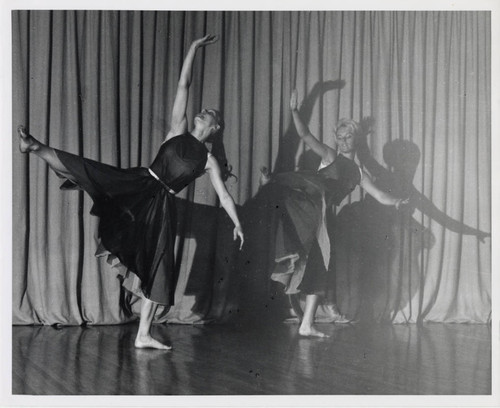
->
[260,90,407,337]
[18,34,244,349]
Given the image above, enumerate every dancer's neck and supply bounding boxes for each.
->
[190,128,211,143]
[338,151,355,160]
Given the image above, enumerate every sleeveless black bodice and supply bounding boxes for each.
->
[318,154,362,206]
[149,133,209,193]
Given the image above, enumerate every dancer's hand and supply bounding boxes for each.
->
[192,34,218,49]
[290,89,299,111]
[395,197,410,210]
[259,166,271,187]
[233,225,244,250]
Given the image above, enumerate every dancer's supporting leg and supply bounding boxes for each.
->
[134,298,172,350]
[18,125,76,181]
[299,294,329,338]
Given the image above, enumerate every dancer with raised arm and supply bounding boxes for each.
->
[260,90,407,337]
[18,34,244,350]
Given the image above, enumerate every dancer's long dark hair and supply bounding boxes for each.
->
[206,113,236,182]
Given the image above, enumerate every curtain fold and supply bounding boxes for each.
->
[12,11,491,325]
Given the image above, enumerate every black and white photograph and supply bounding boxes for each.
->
[2,1,499,406]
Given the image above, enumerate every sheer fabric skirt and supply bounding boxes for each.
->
[56,150,177,305]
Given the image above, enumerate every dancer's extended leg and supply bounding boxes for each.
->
[18,125,75,181]
[134,298,172,350]
[298,294,329,337]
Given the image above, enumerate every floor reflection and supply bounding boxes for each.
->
[12,322,491,395]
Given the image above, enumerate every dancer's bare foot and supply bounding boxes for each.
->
[18,126,40,153]
[298,325,329,338]
[134,334,172,350]
[324,304,351,324]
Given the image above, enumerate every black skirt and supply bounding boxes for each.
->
[56,149,177,305]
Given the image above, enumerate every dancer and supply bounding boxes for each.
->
[18,34,244,350]
[260,90,407,337]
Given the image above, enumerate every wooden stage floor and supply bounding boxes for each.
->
[12,321,491,395]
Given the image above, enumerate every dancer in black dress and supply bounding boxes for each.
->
[260,90,407,337]
[18,34,244,350]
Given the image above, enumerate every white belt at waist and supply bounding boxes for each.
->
[148,168,176,194]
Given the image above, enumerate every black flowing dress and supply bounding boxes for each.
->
[266,154,362,295]
[55,133,209,305]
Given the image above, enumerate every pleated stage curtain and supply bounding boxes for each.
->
[12,11,491,325]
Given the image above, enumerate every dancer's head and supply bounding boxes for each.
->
[334,119,359,155]
[194,108,224,139]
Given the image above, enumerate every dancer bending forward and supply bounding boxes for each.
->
[260,90,407,337]
[18,35,244,350]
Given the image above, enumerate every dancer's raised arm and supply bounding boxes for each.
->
[290,89,336,164]
[165,35,218,142]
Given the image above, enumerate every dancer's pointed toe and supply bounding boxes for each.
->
[18,126,40,153]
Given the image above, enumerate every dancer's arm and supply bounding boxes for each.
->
[206,155,245,249]
[294,140,305,171]
[361,171,408,209]
[165,35,218,142]
[290,89,336,164]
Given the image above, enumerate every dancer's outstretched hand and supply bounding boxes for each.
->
[290,89,299,111]
[395,197,410,210]
[233,225,244,250]
[192,34,218,49]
